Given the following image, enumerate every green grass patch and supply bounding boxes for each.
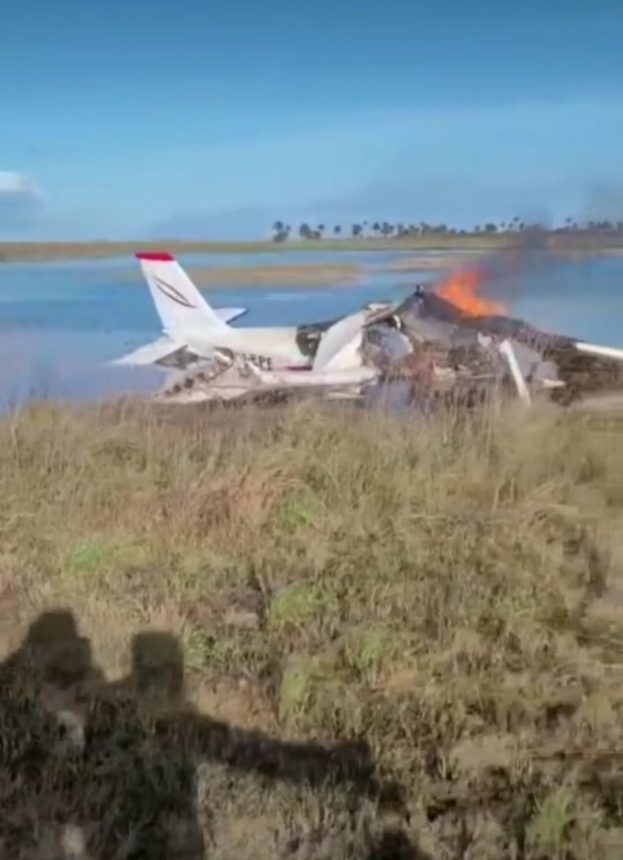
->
[62,537,148,578]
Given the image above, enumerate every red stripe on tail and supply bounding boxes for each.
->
[135,252,174,261]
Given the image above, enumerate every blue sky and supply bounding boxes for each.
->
[1,0,622,239]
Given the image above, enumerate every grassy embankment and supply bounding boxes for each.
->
[0,239,472,287]
[2,232,623,263]
[0,236,511,262]
[1,399,623,858]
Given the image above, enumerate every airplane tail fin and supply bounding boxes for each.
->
[136,252,231,339]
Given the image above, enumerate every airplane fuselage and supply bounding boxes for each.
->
[116,252,353,374]
[183,325,314,371]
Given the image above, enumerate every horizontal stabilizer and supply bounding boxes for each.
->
[217,307,247,324]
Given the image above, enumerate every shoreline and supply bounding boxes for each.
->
[2,235,623,263]
[0,238,499,262]
[2,238,621,289]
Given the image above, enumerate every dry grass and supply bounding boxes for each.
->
[1,399,623,858]
[0,238,505,262]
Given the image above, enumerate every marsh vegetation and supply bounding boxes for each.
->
[1,399,623,857]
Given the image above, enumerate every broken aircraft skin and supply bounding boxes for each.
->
[392,287,623,405]
[154,284,623,409]
[155,302,398,373]
[390,288,562,395]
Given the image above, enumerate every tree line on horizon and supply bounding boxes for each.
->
[271,218,623,242]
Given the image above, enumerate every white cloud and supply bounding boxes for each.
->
[0,171,39,196]
[0,171,43,232]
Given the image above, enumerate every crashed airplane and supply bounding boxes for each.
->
[115,252,400,373]
[113,252,623,408]
[113,251,402,397]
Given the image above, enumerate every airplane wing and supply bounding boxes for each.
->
[111,337,183,366]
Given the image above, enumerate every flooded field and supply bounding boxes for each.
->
[0,249,622,408]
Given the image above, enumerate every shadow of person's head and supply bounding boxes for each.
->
[129,630,185,704]
[19,609,100,688]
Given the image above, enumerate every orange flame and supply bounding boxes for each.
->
[437,267,507,317]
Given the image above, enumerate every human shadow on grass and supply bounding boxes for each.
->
[0,608,431,859]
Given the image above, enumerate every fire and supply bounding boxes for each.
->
[437,267,507,317]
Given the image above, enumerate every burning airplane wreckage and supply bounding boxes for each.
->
[114,252,623,410]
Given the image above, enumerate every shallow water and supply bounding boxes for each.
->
[0,250,621,408]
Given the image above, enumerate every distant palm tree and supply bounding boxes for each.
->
[334,225,342,235]
[273,220,284,233]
